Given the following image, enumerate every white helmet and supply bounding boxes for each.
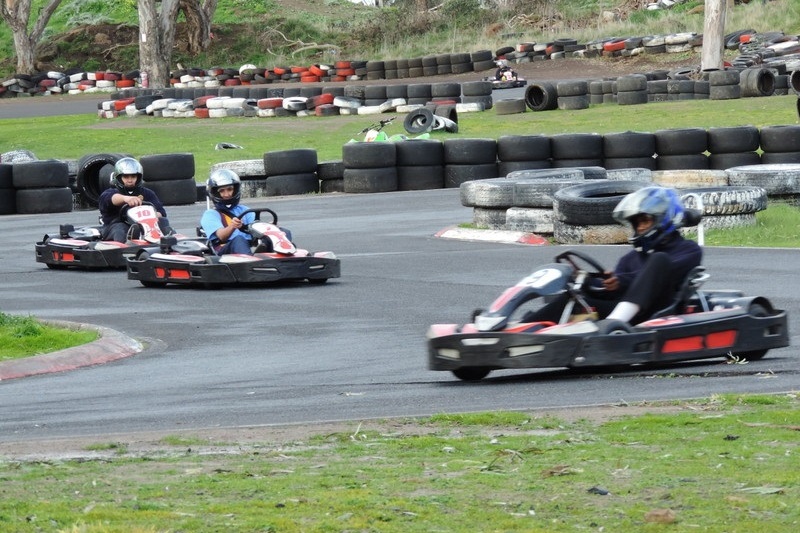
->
[111,157,143,195]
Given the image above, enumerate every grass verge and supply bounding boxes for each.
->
[0,394,797,532]
[0,312,98,362]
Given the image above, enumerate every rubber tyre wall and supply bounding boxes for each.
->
[397,165,444,191]
[342,142,397,169]
[395,139,443,166]
[0,164,14,214]
[16,187,73,214]
[550,133,603,160]
[443,139,497,165]
[553,179,649,226]
[445,164,498,188]
[144,178,198,205]
[11,160,70,188]
[264,148,318,175]
[265,173,319,196]
[343,167,398,193]
[140,153,195,181]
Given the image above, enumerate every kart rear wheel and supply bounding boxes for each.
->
[452,367,491,381]
[736,303,770,360]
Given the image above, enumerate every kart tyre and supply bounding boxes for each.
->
[602,131,656,158]
[265,173,319,196]
[513,177,586,208]
[735,303,771,360]
[397,165,444,191]
[707,126,760,153]
[497,135,551,162]
[443,138,497,165]
[680,186,767,215]
[343,167,398,193]
[472,207,506,229]
[655,128,708,156]
[342,142,397,169]
[550,133,604,160]
[445,163,499,188]
[554,180,649,226]
[505,207,554,233]
[552,220,629,245]
[316,160,345,181]
[595,319,634,335]
[708,152,761,170]
[525,82,558,111]
[494,98,526,115]
[656,154,709,170]
[76,153,125,206]
[0,187,16,215]
[264,148,319,175]
[460,178,516,208]
[395,139,444,166]
[403,108,435,134]
[11,159,70,188]
[15,187,73,214]
[144,178,198,205]
[140,153,195,181]
[452,367,491,381]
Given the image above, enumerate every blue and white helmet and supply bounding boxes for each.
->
[612,186,685,253]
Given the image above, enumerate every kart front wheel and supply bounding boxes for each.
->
[735,303,771,360]
[452,367,491,381]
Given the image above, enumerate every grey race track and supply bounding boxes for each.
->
[0,189,798,443]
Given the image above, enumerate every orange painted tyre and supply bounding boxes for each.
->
[290,66,309,74]
[257,97,283,109]
[334,60,351,69]
[336,68,355,77]
[224,78,241,86]
[113,97,135,111]
[273,66,287,75]
[309,65,325,77]
[115,79,135,88]
[603,38,626,52]
[194,108,210,118]
[94,71,106,81]
[300,75,320,83]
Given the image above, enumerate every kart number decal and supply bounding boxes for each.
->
[518,268,561,288]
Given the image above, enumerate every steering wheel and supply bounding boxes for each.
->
[119,200,155,222]
[555,250,607,278]
[226,208,278,233]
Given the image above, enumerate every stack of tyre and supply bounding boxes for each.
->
[496,135,552,175]
[5,159,73,214]
[209,159,268,199]
[443,139,498,188]
[342,142,397,193]
[140,153,199,205]
[263,149,320,196]
[395,139,445,190]
[655,128,709,170]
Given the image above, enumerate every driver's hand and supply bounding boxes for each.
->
[228,217,243,229]
[122,195,142,207]
[602,271,619,292]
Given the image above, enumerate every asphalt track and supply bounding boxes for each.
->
[0,189,798,443]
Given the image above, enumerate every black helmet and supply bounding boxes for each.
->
[612,186,685,253]
[207,168,241,209]
[111,157,143,196]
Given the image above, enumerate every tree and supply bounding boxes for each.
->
[0,0,64,74]
[180,0,219,55]
[138,0,182,89]
[701,0,727,71]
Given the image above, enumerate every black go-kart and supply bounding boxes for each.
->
[126,208,340,287]
[35,203,189,270]
[428,249,789,381]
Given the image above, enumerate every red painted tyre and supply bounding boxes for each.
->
[257,97,283,109]
[194,108,210,118]
[603,38,626,52]
[115,79,135,88]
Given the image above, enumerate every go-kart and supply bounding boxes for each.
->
[126,207,340,287]
[35,203,185,269]
[483,70,527,90]
[427,249,789,381]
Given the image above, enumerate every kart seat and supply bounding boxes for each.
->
[649,266,710,319]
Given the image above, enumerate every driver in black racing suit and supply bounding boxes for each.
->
[525,186,702,326]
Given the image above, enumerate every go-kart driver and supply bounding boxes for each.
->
[525,186,702,326]
[200,169,293,255]
[494,59,517,82]
[99,157,171,242]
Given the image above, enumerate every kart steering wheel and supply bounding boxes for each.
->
[226,208,279,233]
[118,200,155,221]
[555,250,607,278]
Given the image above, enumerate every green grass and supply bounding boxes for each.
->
[0,394,797,532]
[0,312,98,361]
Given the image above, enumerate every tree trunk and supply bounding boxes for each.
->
[701,0,727,71]
[138,0,182,89]
[0,0,64,74]
[180,0,219,55]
